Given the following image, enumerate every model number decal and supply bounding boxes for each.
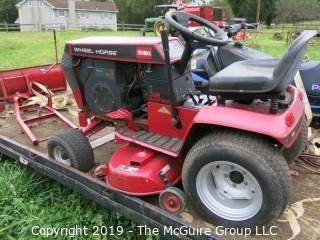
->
[136,47,152,59]
[73,47,117,56]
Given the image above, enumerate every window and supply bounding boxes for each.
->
[77,11,88,19]
[39,1,43,7]
[27,1,32,7]
[102,12,112,20]
[57,9,67,18]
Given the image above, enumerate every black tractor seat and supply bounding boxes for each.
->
[210,58,280,93]
[209,31,317,100]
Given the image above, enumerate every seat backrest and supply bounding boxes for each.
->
[272,30,317,93]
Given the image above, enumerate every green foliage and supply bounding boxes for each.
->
[228,0,256,22]
[115,0,169,24]
[276,0,320,23]
[211,0,234,21]
[228,0,320,25]
[0,0,18,23]
[227,0,276,25]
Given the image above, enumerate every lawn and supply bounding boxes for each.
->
[0,29,319,71]
[0,30,319,240]
[0,31,140,71]
[244,28,320,59]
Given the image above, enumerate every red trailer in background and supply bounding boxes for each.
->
[184,6,226,28]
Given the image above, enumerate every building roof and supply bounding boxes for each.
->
[17,0,118,12]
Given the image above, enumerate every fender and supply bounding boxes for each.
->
[189,87,305,148]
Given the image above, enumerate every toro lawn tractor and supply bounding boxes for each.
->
[48,12,311,229]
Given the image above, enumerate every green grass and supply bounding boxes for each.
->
[0,30,319,239]
[0,31,140,71]
[1,30,319,71]
[244,29,320,59]
[0,160,148,240]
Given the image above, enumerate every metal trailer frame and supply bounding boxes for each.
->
[0,136,220,240]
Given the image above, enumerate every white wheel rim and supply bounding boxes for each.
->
[196,161,263,221]
[53,146,71,166]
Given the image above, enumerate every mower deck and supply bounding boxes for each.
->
[1,103,320,240]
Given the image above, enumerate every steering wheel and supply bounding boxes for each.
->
[165,11,228,46]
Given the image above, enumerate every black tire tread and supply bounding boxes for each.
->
[182,129,291,228]
[281,117,308,163]
[48,128,94,172]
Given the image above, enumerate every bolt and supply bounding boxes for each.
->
[224,173,228,178]
[224,190,227,194]
[244,181,248,186]
[232,183,237,188]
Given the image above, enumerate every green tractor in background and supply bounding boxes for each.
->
[141,5,178,36]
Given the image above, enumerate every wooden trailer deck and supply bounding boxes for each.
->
[0,102,319,240]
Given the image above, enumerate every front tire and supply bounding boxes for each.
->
[182,130,291,229]
[48,128,94,172]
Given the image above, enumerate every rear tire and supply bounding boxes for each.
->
[182,130,291,229]
[281,118,308,163]
[48,128,94,172]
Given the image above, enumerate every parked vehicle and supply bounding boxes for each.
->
[142,3,225,36]
[49,12,313,229]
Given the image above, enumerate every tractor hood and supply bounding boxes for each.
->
[65,36,185,64]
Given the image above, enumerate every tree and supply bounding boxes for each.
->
[227,0,277,25]
[256,0,260,23]
[211,0,234,21]
[0,0,18,23]
[115,0,169,24]
[276,0,320,24]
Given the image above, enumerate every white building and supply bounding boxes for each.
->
[189,0,212,5]
[16,0,118,32]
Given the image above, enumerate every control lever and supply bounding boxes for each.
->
[195,90,204,104]
[186,91,198,106]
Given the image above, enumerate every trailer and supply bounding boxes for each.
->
[0,30,320,240]
[0,100,320,240]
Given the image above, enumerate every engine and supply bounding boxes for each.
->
[61,36,192,118]
[79,59,145,116]
[62,53,146,117]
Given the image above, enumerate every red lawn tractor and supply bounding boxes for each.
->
[48,12,312,229]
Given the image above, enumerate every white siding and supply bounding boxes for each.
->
[17,0,118,32]
[76,10,117,31]
[19,0,54,31]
